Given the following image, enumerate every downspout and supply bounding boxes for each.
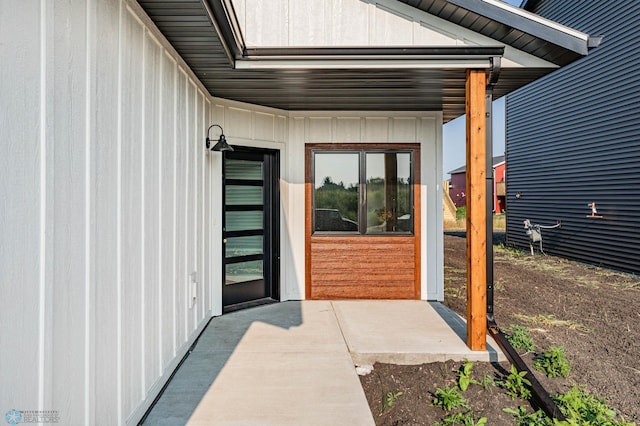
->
[485,56,500,325]
[484,57,566,421]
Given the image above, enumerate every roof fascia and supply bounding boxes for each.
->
[448,0,589,55]
[203,0,246,63]
[236,46,504,69]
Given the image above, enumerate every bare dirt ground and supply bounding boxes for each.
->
[360,234,640,425]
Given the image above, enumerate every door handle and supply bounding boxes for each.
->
[223,239,227,244]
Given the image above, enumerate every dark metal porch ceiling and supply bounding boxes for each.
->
[136,0,595,123]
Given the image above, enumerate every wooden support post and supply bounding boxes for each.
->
[465,69,487,350]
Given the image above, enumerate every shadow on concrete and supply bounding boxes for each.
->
[430,302,502,363]
[141,302,303,425]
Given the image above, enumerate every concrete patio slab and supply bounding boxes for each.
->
[333,300,505,365]
[142,300,505,426]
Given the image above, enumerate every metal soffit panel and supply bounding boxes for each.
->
[137,0,591,122]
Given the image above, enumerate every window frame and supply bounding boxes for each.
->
[311,147,415,236]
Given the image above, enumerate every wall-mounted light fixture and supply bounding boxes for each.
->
[205,124,234,152]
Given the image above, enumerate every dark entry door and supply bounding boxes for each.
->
[223,148,279,311]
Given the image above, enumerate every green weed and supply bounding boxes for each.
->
[500,365,532,401]
[553,385,634,426]
[457,360,475,392]
[432,386,469,412]
[503,406,551,426]
[381,390,403,413]
[455,360,493,392]
[477,374,494,390]
[435,411,487,426]
[534,346,571,378]
[506,324,536,352]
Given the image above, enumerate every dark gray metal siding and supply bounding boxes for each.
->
[505,0,640,274]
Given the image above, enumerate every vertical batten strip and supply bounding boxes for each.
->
[157,43,164,377]
[200,95,206,319]
[116,0,123,422]
[465,69,487,351]
[192,88,198,326]
[38,0,47,413]
[204,100,211,315]
[84,0,93,423]
[172,64,178,358]
[140,27,147,398]
[184,75,190,338]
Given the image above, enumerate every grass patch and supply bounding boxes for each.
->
[493,279,506,291]
[444,219,466,230]
[445,209,505,232]
[513,314,589,333]
[456,207,467,221]
[573,276,601,288]
[444,287,465,299]
[495,243,526,257]
[445,266,466,274]
[494,249,571,275]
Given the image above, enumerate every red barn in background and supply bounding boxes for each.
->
[448,155,506,214]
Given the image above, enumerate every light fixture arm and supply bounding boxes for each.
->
[205,124,234,152]
[206,124,224,150]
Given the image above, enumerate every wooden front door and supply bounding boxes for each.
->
[305,144,421,299]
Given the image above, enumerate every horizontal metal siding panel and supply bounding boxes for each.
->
[506,0,640,274]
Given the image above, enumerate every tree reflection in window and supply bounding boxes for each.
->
[314,153,359,232]
[312,150,413,234]
[365,153,412,233]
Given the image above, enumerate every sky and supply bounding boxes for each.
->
[442,97,506,179]
[442,0,521,180]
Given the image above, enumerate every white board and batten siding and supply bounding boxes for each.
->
[232,0,463,47]
[1,0,216,424]
[207,102,446,303]
[1,1,447,424]
[208,98,291,299]
[288,113,445,301]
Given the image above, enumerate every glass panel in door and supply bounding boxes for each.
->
[222,149,278,310]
